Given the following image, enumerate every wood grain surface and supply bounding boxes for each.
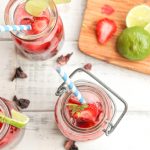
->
[79,0,150,74]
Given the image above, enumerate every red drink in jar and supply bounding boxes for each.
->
[55,81,114,141]
[55,68,127,141]
[0,97,24,149]
[5,0,64,60]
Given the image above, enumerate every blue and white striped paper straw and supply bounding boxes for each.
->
[56,67,86,104]
[0,25,31,32]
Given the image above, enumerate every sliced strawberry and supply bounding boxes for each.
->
[68,97,81,105]
[20,18,33,25]
[20,18,34,34]
[72,104,99,128]
[76,118,95,128]
[96,18,117,44]
[31,17,49,34]
[22,42,51,53]
[73,104,99,121]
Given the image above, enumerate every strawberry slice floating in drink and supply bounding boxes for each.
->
[32,17,49,34]
[67,97,103,128]
[20,17,49,34]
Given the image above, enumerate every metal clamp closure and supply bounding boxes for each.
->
[55,68,128,135]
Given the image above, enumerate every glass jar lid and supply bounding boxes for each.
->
[61,81,114,133]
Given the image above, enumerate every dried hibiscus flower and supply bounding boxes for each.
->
[101,4,115,15]
[13,95,30,109]
[83,63,92,71]
[12,67,27,81]
[64,140,78,150]
[56,53,73,66]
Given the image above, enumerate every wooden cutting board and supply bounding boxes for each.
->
[79,0,150,74]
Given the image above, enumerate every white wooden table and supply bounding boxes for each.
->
[1,0,150,149]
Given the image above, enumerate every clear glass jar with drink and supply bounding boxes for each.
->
[0,97,24,149]
[5,0,64,60]
[55,68,128,141]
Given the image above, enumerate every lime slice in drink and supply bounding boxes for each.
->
[126,4,150,27]
[0,109,29,128]
[54,0,71,4]
[144,23,150,33]
[25,0,49,17]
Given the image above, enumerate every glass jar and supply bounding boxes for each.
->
[0,97,24,149]
[5,0,64,60]
[55,68,127,141]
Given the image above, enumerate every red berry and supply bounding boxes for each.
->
[73,104,99,121]
[68,97,81,105]
[20,18,34,34]
[76,118,95,128]
[31,17,49,34]
[22,42,51,52]
[96,18,117,44]
[20,18,33,25]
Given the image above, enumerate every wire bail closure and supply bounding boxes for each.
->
[55,68,128,136]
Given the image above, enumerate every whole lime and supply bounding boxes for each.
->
[117,26,150,61]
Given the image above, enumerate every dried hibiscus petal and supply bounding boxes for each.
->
[70,143,78,150]
[12,67,27,81]
[56,53,73,66]
[13,95,30,109]
[83,63,92,71]
[64,140,78,150]
[101,4,115,15]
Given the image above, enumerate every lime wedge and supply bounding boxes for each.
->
[144,23,150,33]
[0,109,29,128]
[25,0,49,17]
[54,0,71,4]
[126,4,150,28]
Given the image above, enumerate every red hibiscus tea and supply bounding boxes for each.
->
[5,0,64,60]
[55,69,127,141]
[55,81,114,141]
[0,97,24,149]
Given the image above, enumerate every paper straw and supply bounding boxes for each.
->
[56,67,86,104]
[0,25,31,32]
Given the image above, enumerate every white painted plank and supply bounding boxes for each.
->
[10,111,150,150]
[0,42,16,99]
[0,41,150,111]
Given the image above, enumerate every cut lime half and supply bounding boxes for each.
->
[0,109,29,128]
[117,26,150,61]
[126,4,150,27]
[144,23,150,33]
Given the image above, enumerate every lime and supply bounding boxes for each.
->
[144,23,150,33]
[117,26,150,61]
[54,0,71,4]
[25,0,49,17]
[0,109,29,128]
[126,4,150,27]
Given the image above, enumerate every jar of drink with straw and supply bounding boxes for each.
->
[0,97,29,149]
[55,68,128,141]
[4,0,64,60]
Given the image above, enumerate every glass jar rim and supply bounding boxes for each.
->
[60,80,114,133]
[4,0,58,40]
[0,98,11,140]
